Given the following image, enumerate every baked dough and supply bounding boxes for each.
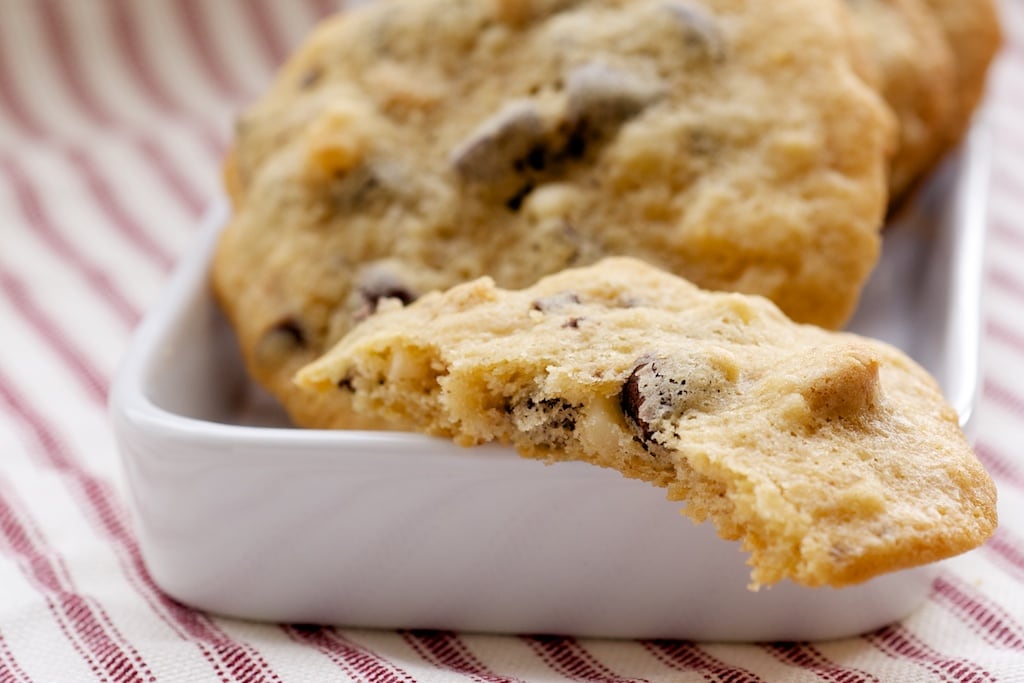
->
[213,0,893,428]
[298,258,997,588]
[847,0,957,200]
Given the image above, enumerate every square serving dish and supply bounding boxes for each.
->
[109,127,991,642]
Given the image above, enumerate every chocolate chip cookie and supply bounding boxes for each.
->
[296,258,997,589]
[847,0,957,200]
[921,0,1002,145]
[846,0,1001,202]
[213,0,894,429]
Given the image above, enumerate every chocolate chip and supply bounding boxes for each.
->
[514,145,549,173]
[565,62,665,135]
[360,282,414,310]
[267,317,307,348]
[563,127,588,159]
[505,181,535,211]
[619,353,731,452]
[664,1,726,62]
[355,263,416,318]
[256,316,309,364]
[621,360,656,444]
[451,100,547,182]
[531,291,581,312]
[513,395,580,447]
[525,145,548,171]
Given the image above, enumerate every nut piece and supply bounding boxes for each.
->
[451,100,547,182]
[304,103,373,179]
[799,346,882,422]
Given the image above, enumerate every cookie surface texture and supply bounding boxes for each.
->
[297,258,997,589]
[846,0,957,200]
[921,0,1002,145]
[214,0,894,428]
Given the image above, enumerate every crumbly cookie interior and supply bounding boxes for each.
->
[297,258,997,588]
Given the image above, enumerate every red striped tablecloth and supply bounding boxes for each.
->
[1,1,1022,681]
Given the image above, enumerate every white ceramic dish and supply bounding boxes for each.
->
[110,127,990,641]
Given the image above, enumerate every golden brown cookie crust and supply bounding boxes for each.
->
[847,0,957,200]
[214,0,894,428]
[922,0,1002,145]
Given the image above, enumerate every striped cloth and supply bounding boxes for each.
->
[1,0,1022,680]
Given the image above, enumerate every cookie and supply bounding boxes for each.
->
[297,258,997,589]
[213,0,894,429]
[920,0,1002,145]
[846,0,957,200]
